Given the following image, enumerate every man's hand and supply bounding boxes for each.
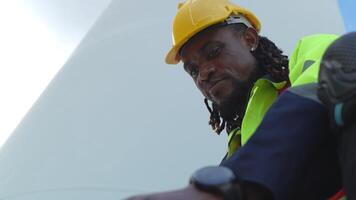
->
[125,185,222,200]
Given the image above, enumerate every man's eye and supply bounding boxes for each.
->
[190,68,198,78]
[207,46,221,59]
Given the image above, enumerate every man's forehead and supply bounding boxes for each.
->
[180,27,227,57]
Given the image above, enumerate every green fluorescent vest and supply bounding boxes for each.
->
[227,34,339,158]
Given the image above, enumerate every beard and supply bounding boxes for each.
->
[215,67,263,121]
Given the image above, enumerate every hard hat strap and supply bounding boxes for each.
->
[225,14,253,29]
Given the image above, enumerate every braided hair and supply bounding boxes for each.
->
[206,24,290,135]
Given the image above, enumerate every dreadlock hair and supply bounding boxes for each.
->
[206,24,290,135]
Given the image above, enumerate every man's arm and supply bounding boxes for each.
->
[221,84,341,199]
[126,185,222,200]
[125,182,272,200]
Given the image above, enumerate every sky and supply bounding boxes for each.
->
[339,0,356,32]
[0,0,111,147]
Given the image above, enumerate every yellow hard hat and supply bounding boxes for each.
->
[165,0,261,64]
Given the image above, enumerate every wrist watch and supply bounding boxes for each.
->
[190,166,241,200]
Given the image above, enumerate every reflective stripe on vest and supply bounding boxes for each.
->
[227,34,338,158]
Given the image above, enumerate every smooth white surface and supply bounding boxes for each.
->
[0,0,345,148]
[0,0,111,147]
[0,1,227,199]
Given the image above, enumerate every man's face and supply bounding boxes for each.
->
[180,26,261,119]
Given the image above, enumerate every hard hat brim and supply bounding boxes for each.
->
[165,47,180,64]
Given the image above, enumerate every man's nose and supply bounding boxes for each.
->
[198,65,216,84]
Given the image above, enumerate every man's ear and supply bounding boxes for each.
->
[243,27,259,51]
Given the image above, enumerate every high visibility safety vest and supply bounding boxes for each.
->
[227,34,339,158]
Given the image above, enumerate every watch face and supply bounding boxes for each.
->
[191,166,235,186]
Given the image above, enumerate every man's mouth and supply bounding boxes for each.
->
[209,78,227,91]
[207,78,231,103]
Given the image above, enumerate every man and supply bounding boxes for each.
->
[317,31,356,199]
[127,0,347,199]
